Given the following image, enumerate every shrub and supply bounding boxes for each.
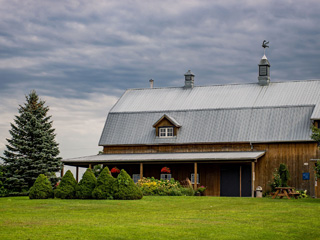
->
[75,168,97,199]
[29,174,54,199]
[92,167,115,199]
[137,177,193,196]
[269,168,282,192]
[279,163,290,187]
[54,170,77,199]
[0,166,8,197]
[113,169,143,200]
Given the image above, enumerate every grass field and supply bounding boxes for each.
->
[1,196,320,240]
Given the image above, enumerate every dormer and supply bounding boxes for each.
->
[153,114,181,138]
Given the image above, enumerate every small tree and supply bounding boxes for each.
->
[29,174,54,199]
[311,125,320,177]
[92,167,115,199]
[0,165,8,197]
[75,168,97,199]
[113,169,143,200]
[1,90,62,193]
[55,170,77,199]
[278,163,290,187]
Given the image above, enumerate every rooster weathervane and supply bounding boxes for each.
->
[262,40,269,55]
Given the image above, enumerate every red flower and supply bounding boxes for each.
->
[161,167,171,173]
[111,167,120,173]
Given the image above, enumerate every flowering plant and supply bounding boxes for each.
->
[161,167,171,173]
[111,167,120,173]
[197,186,206,193]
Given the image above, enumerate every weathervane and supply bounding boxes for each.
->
[262,40,269,55]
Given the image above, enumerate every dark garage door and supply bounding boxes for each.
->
[220,165,251,197]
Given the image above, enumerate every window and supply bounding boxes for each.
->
[191,173,199,184]
[160,174,172,181]
[132,174,140,183]
[159,127,174,138]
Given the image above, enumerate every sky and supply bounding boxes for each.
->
[1,0,320,166]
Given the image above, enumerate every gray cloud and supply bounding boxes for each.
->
[1,0,320,158]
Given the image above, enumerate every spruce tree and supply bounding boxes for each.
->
[1,90,62,193]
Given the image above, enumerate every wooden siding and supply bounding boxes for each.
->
[103,142,318,196]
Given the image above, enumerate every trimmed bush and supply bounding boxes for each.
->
[54,170,77,199]
[29,174,54,199]
[113,169,143,200]
[75,168,97,199]
[92,167,115,199]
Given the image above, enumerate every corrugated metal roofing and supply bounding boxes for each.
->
[99,105,314,145]
[62,151,266,164]
[110,80,320,119]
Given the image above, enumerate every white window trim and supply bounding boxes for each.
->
[191,173,200,184]
[132,174,140,183]
[160,174,172,180]
[159,127,174,138]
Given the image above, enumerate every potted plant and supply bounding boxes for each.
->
[195,186,206,196]
[111,167,120,175]
[161,167,171,173]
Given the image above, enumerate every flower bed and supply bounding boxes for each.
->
[137,177,194,196]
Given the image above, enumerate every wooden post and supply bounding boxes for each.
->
[76,166,79,183]
[251,162,255,198]
[240,166,242,197]
[89,164,92,169]
[140,163,143,180]
[194,162,198,190]
[61,166,64,177]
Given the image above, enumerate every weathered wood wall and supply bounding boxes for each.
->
[102,142,318,196]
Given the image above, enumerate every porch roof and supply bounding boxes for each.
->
[62,151,265,165]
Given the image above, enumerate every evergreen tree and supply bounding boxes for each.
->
[29,174,54,199]
[92,167,115,199]
[75,168,97,199]
[1,90,62,192]
[113,169,143,200]
[54,170,77,199]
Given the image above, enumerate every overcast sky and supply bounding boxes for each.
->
[1,0,320,161]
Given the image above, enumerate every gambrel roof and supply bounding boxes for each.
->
[99,80,320,146]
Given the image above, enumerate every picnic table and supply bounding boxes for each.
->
[272,187,300,199]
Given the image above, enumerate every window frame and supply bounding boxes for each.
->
[191,173,200,184]
[159,126,174,138]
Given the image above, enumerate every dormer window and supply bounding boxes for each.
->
[159,127,174,138]
[153,114,181,138]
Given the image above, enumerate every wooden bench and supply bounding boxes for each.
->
[288,191,301,199]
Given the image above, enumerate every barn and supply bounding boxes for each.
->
[62,53,320,197]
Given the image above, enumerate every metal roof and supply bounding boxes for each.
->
[62,151,266,164]
[110,80,320,119]
[99,105,314,145]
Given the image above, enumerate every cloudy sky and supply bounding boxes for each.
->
[1,0,320,162]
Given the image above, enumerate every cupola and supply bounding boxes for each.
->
[258,40,271,86]
[184,70,195,88]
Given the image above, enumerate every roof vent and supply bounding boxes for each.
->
[184,70,195,88]
[258,40,270,86]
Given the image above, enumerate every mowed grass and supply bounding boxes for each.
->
[1,197,320,240]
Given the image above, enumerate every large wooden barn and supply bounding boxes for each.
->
[63,54,320,197]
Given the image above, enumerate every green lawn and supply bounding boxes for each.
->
[0,196,320,240]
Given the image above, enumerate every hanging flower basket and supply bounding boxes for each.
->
[161,167,171,173]
[111,167,120,174]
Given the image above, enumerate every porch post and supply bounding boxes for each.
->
[251,161,255,198]
[89,164,92,169]
[239,166,242,197]
[140,163,143,180]
[76,166,79,183]
[194,162,198,190]
[61,165,64,177]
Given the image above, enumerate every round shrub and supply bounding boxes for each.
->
[54,170,77,199]
[29,174,54,199]
[113,169,143,200]
[75,168,97,199]
[92,167,115,199]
